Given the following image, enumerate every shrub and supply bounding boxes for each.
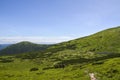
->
[30,67,39,71]
[92,61,104,65]
[53,62,65,68]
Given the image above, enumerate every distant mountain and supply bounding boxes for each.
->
[0,44,11,50]
[0,41,51,55]
[47,26,120,54]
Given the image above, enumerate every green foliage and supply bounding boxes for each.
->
[0,56,120,80]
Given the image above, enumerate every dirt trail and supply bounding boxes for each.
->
[89,73,97,80]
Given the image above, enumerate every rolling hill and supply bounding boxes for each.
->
[0,41,51,55]
[47,26,120,54]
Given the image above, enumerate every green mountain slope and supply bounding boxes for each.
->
[48,26,120,54]
[0,27,120,80]
[0,41,51,55]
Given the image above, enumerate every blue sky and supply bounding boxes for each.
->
[0,0,120,44]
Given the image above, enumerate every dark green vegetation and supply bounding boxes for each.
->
[0,26,120,80]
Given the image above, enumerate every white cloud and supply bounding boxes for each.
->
[0,36,75,44]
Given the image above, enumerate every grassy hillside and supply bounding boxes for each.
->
[48,26,120,54]
[0,54,120,80]
[0,41,51,55]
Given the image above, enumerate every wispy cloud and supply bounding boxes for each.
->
[0,36,75,44]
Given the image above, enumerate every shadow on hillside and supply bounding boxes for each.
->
[61,53,120,65]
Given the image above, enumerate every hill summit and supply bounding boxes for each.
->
[0,41,50,55]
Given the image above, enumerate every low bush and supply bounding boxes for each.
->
[92,61,104,65]
[0,59,14,63]
[30,67,39,71]
[53,62,65,68]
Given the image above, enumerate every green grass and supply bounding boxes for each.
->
[0,56,120,80]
